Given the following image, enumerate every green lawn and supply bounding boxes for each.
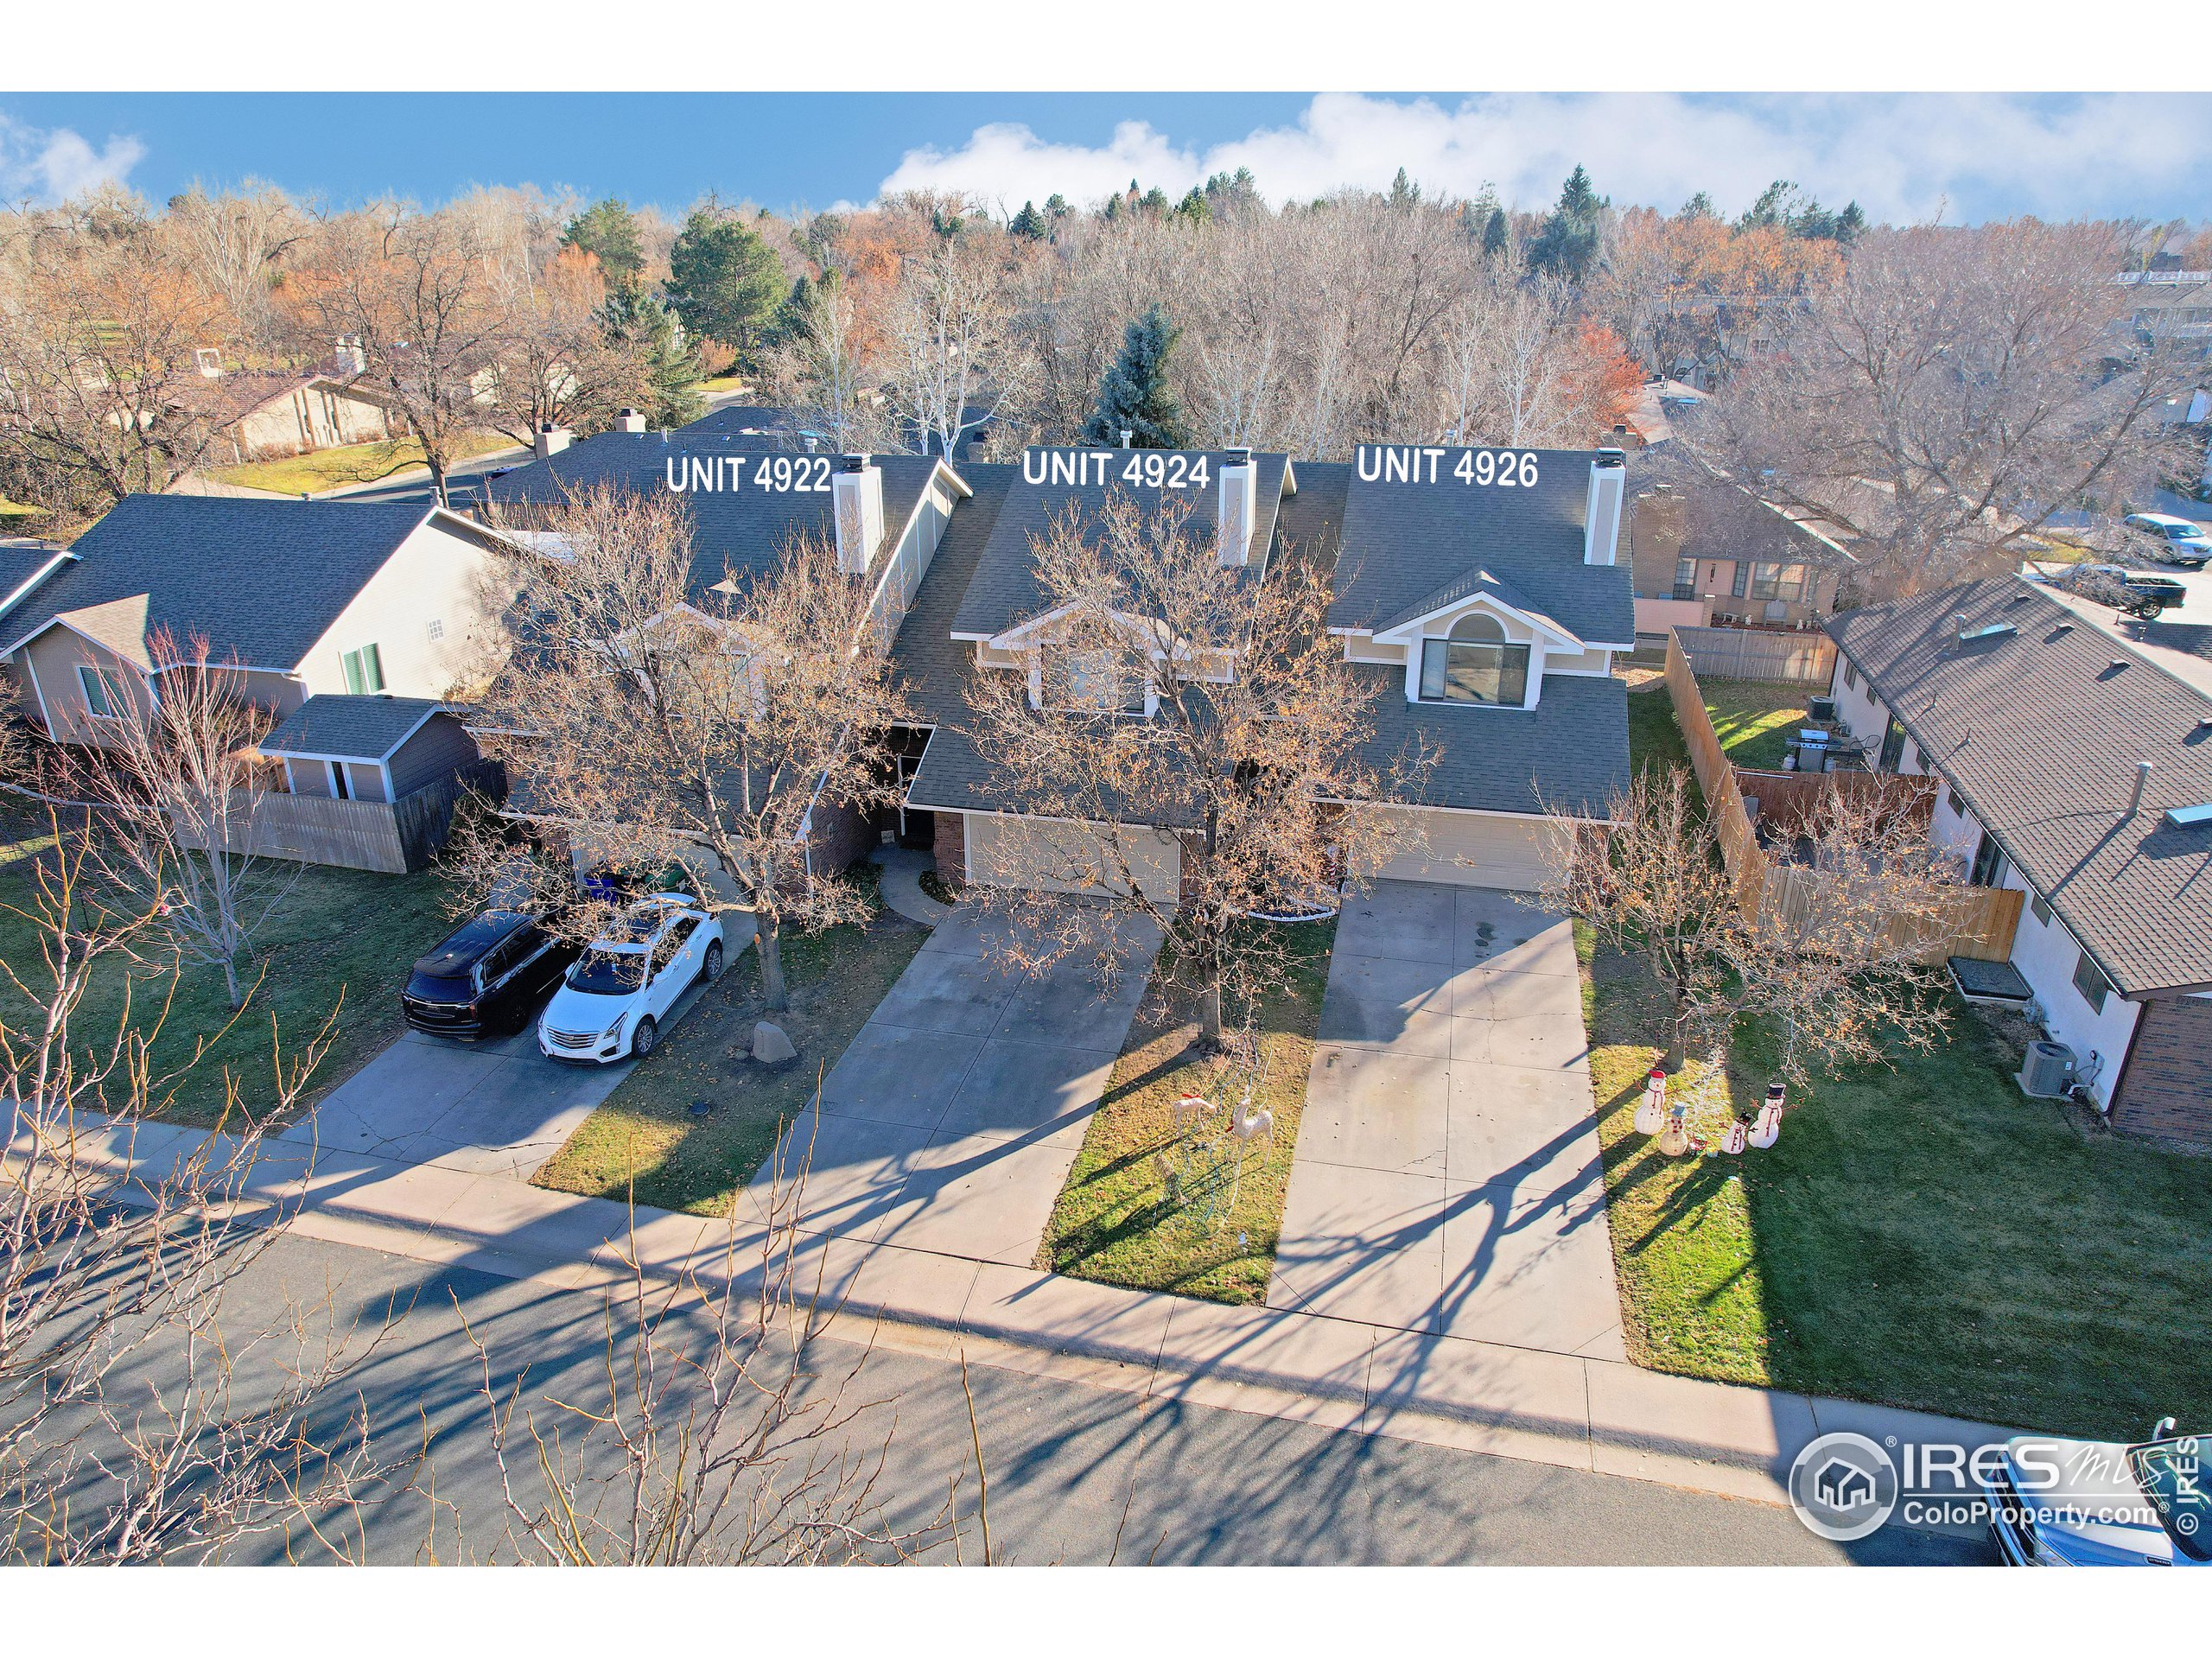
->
[531,875,928,1217]
[1038,919,1333,1304]
[1701,679,1811,770]
[206,430,514,497]
[1598,678,2212,1440]
[0,813,462,1129]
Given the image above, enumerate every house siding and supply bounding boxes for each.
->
[2110,995,2212,1147]
[385,712,481,798]
[296,519,513,702]
[18,629,302,749]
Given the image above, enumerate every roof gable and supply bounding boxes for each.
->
[1330,446,1635,646]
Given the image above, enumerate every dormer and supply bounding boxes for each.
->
[1359,579,1586,710]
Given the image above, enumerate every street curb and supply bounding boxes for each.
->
[59,1116,2022,1516]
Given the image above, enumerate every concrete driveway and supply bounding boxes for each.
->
[279,917,754,1179]
[1268,880,1626,1360]
[747,900,1161,1267]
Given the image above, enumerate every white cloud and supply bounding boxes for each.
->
[877,92,2212,223]
[0,114,146,205]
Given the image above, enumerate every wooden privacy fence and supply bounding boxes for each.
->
[1672,625,1838,686]
[173,760,505,875]
[1663,632,2021,963]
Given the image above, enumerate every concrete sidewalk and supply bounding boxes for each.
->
[56,1110,2018,1513]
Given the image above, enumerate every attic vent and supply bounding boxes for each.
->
[2006,591,2032,605]
[1957,623,2015,642]
[2164,802,2212,830]
[2051,622,2074,635]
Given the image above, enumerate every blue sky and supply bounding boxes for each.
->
[3,92,2208,225]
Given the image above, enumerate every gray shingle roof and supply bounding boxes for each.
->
[0,540,71,626]
[1330,446,1637,645]
[0,497,445,670]
[484,434,939,604]
[904,461,1629,823]
[948,450,1291,640]
[261,694,444,760]
[677,404,818,442]
[1827,577,2212,995]
[1291,464,1630,819]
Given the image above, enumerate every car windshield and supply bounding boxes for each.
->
[2129,1437,2211,1562]
[568,948,646,996]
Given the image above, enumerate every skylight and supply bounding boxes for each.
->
[2164,803,2212,830]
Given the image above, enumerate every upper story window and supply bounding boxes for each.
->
[77,663,130,720]
[1418,613,1529,708]
[1671,556,1697,601]
[342,643,385,695]
[1038,645,1148,715]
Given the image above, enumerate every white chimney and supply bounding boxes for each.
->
[1584,448,1626,566]
[1121,428,1134,449]
[334,335,366,376]
[614,407,645,434]
[833,453,885,575]
[535,423,571,460]
[1217,447,1257,569]
[194,346,223,379]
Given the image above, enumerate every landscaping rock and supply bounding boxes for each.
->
[751,1020,798,1065]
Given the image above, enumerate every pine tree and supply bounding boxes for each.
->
[666,203,786,365]
[1174,187,1210,225]
[1526,166,1604,283]
[1009,200,1048,239]
[1081,304,1189,448]
[561,198,645,291]
[599,289,703,429]
[1389,167,1421,208]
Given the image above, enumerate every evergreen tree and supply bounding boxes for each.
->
[763,274,814,351]
[1045,194,1071,221]
[1389,167,1421,208]
[1679,191,1715,219]
[1483,204,1510,259]
[1525,165,1605,283]
[599,289,704,429]
[1009,200,1049,239]
[1081,304,1189,448]
[1139,186,1172,215]
[1202,168,1259,213]
[561,198,645,290]
[665,202,786,365]
[1174,187,1210,225]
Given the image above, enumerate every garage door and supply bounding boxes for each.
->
[1372,807,1564,892]
[965,813,1182,907]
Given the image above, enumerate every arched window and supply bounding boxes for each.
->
[1419,610,1530,706]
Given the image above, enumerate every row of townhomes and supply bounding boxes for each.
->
[6,410,2206,1148]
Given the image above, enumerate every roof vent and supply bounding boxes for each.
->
[2130,760,2154,815]
[1956,621,2015,642]
[2164,802,2212,830]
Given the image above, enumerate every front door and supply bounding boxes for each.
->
[1878,715,1907,772]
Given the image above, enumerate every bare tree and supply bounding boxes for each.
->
[763,271,894,453]
[0,810,392,1562]
[164,183,308,354]
[286,204,512,505]
[1543,766,1955,1079]
[884,231,1030,457]
[1689,220,2193,598]
[64,631,296,1013]
[0,200,231,526]
[455,1146,965,1565]
[477,486,905,1010]
[960,488,1418,1046]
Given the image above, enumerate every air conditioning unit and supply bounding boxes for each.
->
[2018,1040,2076,1099]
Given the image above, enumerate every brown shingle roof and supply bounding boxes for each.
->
[1827,577,2212,995]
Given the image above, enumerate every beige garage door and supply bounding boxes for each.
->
[965,813,1182,907]
[1373,807,1563,892]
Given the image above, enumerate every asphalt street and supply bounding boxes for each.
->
[116,1230,1990,1566]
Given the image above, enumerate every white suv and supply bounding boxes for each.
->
[537,894,728,1064]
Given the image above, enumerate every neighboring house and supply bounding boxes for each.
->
[2119,269,2212,351]
[182,343,404,464]
[257,695,481,805]
[677,404,825,446]
[0,497,522,750]
[1824,575,2212,1143]
[899,443,1634,901]
[0,537,74,633]
[1628,470,1852,644]
[485,433,973,881]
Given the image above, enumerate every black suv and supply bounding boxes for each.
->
[402,911,580,1039]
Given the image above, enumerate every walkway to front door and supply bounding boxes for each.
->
[1268,880,1627,1360]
